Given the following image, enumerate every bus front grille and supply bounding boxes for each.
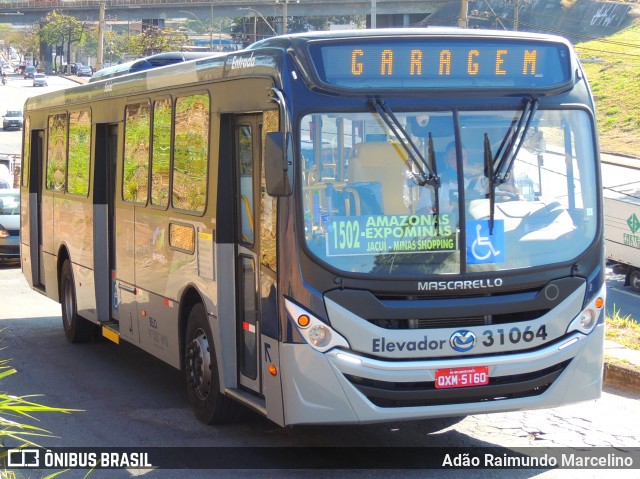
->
[368,309,549,329]
[344,360,571,408]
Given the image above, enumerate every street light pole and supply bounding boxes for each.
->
[238,8,278,38]
[96,3,105,70]
[180,10,213,51]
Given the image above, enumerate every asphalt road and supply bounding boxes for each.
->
[0,261,639,479]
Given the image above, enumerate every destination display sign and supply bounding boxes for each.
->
[309,39,571,90]
[326,214,457,256]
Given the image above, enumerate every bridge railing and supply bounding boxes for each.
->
[0,0,295,8]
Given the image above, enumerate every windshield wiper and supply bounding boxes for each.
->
[427,132,441,228]
[493,97,539,185]
[370,98,440,189]
[484,134,497,233]
[487,97,539,232]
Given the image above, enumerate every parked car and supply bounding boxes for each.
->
[23,66,36,79]
[77,65,93,77]
[0,189,20,260]
[0,155,15,186]
[33,73,48,87]
[2,109,23,130]
[0,163,10,189]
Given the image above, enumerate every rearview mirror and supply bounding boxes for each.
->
[524,129,545,155]
[265,131,292,197]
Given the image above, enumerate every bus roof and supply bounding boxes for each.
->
[89,51,220,82]
[24,28,576,112]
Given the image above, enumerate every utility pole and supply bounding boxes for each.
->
[458,0,469,28]
[371,0,377,29]
[283,0,287,34]
[514,0,519,31]
[253,16,257,44]
[210,2,214,51]
[96,3,105,70]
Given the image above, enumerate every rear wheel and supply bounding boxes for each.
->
[629,268,640,292]
[60,260,97,343]
[184,303,242,424]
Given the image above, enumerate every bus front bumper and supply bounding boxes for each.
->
[279,324,604,426]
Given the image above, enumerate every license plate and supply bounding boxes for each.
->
[435,366,489,389]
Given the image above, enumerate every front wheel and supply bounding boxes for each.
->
[184,303,242,424]
[60,260,97,343]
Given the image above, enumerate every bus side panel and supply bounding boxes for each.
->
[73,261,99,323]
[21,190,33,287]
[40,192,57,300]
[53,195,96,317]
[92,203,111,322]
[114,204,135,285]
[215,242,237,391]
[135,288,181,369]
[261,336,285,426]
[132,208,203,369]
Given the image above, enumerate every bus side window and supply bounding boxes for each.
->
[46,113,68,192]
[151,97,172,207]
[123,102,150,203]
[172,94,209,212]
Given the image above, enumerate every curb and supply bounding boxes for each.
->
[603,358,640,395]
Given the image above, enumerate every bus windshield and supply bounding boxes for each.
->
[299,108,598,276]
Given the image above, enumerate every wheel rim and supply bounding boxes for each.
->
[62,276,74,328]
[632,273,640,290]
[186,328,212,400]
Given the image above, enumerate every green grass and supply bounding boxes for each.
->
[574,22,640,157]
[606,306,640,351]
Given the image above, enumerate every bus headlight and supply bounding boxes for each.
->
[285,298,350,353]
[566,286,605,335]
[308,325,328,346]
[579,309,595,329]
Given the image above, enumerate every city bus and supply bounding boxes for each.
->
[20,28,605,426]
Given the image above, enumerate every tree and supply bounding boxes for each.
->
[3,27,40,64]
[128,27,188,57]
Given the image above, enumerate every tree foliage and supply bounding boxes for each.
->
[3,27,40,60]
[39,11,86,71]
[127,27,189,57]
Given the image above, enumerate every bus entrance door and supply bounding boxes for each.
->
[235,115,263,394]
[94,124,118,324]
[27,130,45,289]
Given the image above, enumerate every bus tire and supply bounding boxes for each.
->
[60,260,97,343]
[184,303,242,424]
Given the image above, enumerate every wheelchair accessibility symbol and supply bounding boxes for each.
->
[466,220,505,264]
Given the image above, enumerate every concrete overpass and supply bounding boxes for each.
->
[0,0,448,28]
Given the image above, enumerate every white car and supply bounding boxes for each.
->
[33,73,48,87]
[2,109,23,130]
[0,189,19,260]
